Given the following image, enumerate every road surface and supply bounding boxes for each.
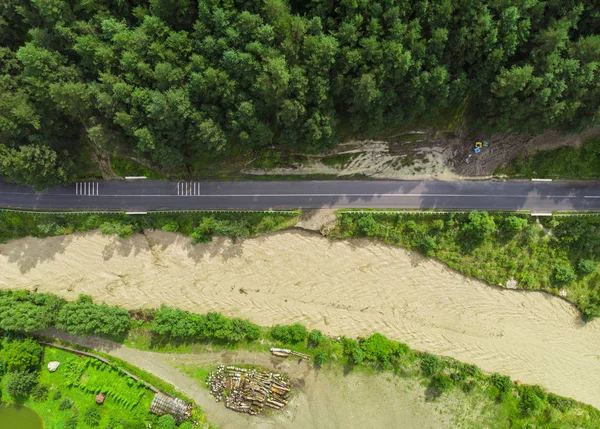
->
[0,179,599,212]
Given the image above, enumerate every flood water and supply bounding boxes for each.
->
[0,404,43,429]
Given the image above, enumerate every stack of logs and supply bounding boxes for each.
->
[207,365,291,415]
[270,348,311,360]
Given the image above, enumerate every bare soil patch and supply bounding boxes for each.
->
[242,126,600,179]
[2,230,600,408]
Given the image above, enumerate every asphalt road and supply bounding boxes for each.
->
[0,179,599,212]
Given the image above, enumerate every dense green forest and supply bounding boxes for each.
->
[1,0,599,187]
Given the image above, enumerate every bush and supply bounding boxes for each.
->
[360,333,396,363]
[156,414,176,429]
[314,351,328,368]
[420,354,441,376]
[577,259,596,276]
[271,323,308,343]
[6,371,38,399]
[151,306,260,343]
[503,216,528,234]
[161,221,179,232]
[0,292,64,332]
[31,383,49,401]
[431,373,454,393]
[83,406,101,427]
[65,413,79,429]
[356,214,378,236]
[99,221,135,238]
[53,391,62,400]
[461,211,497,244]
[57,295,130,337]
[342,338,364,365]
[491,373,512,393]
[519,385,545,417]
[307,329,324,348]
[4,338,42,371]
[59,397,74,410]
[554,265,577,285]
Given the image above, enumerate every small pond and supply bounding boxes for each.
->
[0,403,43,429]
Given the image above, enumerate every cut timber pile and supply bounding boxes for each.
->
[270,348,311,360]
[207,365,291,415]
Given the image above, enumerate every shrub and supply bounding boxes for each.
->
[491,373,512,393]
[6,371,38,399]
[314,351,328,368]
[431,373,454,393]
[503,216,528,234]
[57,295,130,337]
[461,211,497,243]
[99,221,135,238]
[83,406,101,427]
[419,235,437,255]
[271,323,308,343]
[342,337,364,365]
[156,414,176,429]
[577,259,596,276]
[519,385,545,417]
[420,354,441,376]
[53,391,62,400]
[307,329,324,348]
[464,363,480,377]
[151,306,204,340]
[360,333,395,363]
[356,214,378,236]
[151,306,259,343]
[4,338,42,371]
[31,383,49,401]
[554,265,577,285]
[59,397,74,410]
[0,292,64,332]
[65,413,79,429]
[161,221,179,232]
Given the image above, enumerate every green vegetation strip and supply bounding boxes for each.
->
[331,210,600,320]
[0,210,299,244]
[497,137,600,179]
[1,290,600,428]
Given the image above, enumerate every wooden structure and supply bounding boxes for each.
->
[270,348,311,360]
[207,365,291,415]
[149,393,192,424]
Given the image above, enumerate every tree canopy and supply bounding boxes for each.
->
[1,0,599,185]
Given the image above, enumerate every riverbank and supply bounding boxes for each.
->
[2,229,600,408]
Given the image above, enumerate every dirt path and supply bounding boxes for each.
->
[2,230,600,408]
[41,329,480,429]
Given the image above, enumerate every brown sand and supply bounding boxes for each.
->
[2,230,600,408]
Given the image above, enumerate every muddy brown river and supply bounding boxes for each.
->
[1,230,599,407]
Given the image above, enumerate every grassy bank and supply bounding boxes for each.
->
[0,210,299,244]
[2,290,599,428]
[496,137,600,179]
[330,210,600,320]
